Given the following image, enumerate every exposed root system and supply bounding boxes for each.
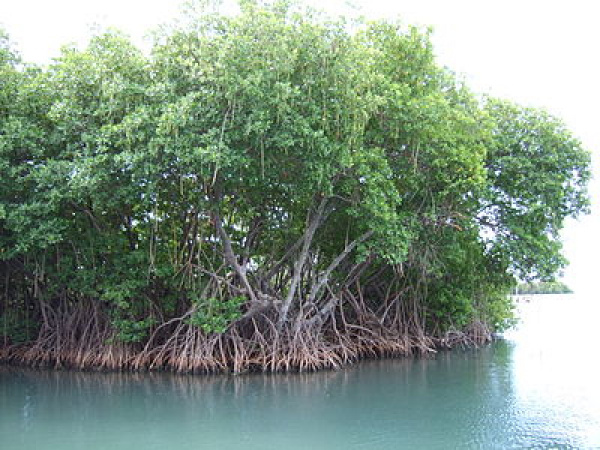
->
[0,300,491,374]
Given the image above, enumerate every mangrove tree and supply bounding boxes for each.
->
[0,1,591,372]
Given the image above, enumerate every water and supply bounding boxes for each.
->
[1,294,599,449]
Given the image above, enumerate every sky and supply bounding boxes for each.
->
[1,0,598,293]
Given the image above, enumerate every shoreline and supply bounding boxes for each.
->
[0,323,492,375]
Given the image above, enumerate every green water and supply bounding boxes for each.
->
[1,294,599,449]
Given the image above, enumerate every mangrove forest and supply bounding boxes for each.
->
[515,281,573,295]
[0,1,591,373]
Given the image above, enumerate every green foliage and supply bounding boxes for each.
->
[0,311,38,344]
[516,281,573,295]
[0,2,591,352]
[186,296,244,334]
[480,290,517,333]
[110,316,156,343]
[480,99,591,280]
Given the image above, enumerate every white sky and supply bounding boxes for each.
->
[2,0,598,293]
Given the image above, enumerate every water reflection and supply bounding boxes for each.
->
[1,294,599,449]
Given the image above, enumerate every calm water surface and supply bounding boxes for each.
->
[1,294,600,449]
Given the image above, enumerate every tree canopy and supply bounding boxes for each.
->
[0,2,590,372]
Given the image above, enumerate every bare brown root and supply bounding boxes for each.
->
[0,299,493,374]
[437,320,492,349]
[9,301,137,371]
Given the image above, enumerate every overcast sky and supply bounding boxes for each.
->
[2,0,598,292]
